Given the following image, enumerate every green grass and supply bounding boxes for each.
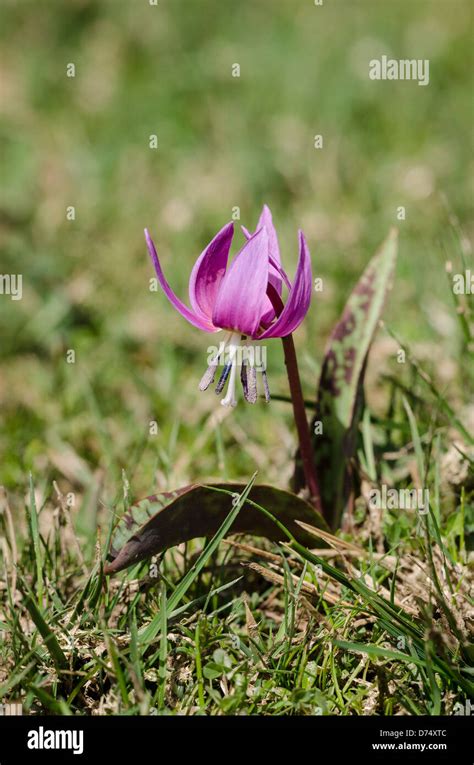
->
[0,0,473,715]
[0,359,472,714]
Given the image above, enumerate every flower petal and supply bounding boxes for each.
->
[242,205,287,325]
[258,204,281,267]
[242,205,284,282]
[145,229,217,333]
[212,227,269,336]
[188,222,234,323]
[259,230,312,339]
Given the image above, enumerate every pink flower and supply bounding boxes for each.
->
[145,205,312,406]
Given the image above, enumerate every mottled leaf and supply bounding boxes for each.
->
[105,483,329,575]
[294,228,398,529]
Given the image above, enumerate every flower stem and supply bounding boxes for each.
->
[281,334,323,515]
[265,283,323,516]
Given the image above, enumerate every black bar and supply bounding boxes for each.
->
[0,714,471,763]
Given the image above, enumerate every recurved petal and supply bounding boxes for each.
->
[242,204,283,290]
[257,204,281,269]
[211,227,269,337]
[145,229,217,333]
[243,205,286,325]
[259,230,312,339]
[188,222,234,323]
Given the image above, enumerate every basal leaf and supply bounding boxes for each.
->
[294,228,398,529]
[105,483,329,575]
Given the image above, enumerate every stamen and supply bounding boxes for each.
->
[199,361,218,391]
[199,337,227,391]
[246,365,257,403]
[200,331,266,408]
[215,361,232,394]
[262,369,271,402]
[240,360,248,398]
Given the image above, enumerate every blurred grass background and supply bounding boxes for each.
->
[0,0,472,509]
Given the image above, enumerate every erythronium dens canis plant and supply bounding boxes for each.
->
[104,210,397,574]
[145,205,321,509]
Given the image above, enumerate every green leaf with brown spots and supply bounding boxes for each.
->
[294,228,398,530]
[104,483,329,575]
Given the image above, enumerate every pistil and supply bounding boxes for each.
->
[219,332,241,407]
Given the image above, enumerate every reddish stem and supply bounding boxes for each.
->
[266,284,323,515]
[281,334,323,514]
